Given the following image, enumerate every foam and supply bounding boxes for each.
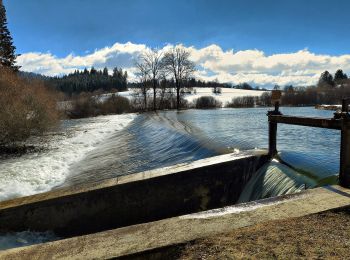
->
[180,194,306,219]
[0,114,136,202]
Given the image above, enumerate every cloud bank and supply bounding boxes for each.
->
[17,42,350,87]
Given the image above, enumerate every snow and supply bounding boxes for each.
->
[315,104,342,110]
[0,114,136,202]
[99,88,268,107]
[183,87,268,106]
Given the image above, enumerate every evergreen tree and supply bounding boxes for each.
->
[0,0,18,70]
[48,67,128,95]
[112,67,119,77]
[334,69,348,82]
[90,67,97,75]
[318,70,334,86]
[102,67,109,76]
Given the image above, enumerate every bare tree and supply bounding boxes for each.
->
[134,61,150,110]
[162,46,196,110]
[137,49,163,110]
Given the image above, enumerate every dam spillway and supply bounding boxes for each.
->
[0,106,345,255]
[0,107,340,202]
[0,152,269,238]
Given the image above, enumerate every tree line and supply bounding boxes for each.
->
[279,69,350,106]
[227,69,350,108]
[47,67,128,96]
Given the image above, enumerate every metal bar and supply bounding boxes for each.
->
[269,115,342,130]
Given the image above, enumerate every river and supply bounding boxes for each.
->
[0,107,340,250]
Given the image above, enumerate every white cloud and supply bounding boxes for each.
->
[17,42,350,87]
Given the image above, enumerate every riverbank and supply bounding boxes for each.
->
[178,206,350,259]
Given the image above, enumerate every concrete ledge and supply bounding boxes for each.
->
[1,185,349,259]
[0,151,268,237]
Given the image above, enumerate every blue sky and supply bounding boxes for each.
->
[4,0,350,86]
[5,0,350,56]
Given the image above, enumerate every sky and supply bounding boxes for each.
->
[4,0,350,87]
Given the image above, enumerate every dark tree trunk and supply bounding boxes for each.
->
[176,87,180,110]
[153,79,157,111]
[143,90,147,110]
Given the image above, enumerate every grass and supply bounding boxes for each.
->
[178,207,350,259]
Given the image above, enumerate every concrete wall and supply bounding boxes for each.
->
[2,186,350,259]
[0,152,268,237]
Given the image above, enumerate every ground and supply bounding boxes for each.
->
[178,207,350,259]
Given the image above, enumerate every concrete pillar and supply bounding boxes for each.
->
[267,99,281,158]
[268,120,277,157]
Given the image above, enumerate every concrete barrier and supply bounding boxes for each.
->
[2,185,350,259]
[0,151,268,237]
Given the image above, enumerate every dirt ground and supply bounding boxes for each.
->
[178,207,350,259]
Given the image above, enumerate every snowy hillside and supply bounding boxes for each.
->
[183,88,268,106]
[99,88,268,107]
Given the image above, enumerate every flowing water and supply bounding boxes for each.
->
[63,107,339,191]
[62,107,339,202]
[0,107,340,250]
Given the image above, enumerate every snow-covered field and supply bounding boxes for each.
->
[0,114,136,202]
[315,104,342,110]
[98,87,268,107]
[183,87,268,106]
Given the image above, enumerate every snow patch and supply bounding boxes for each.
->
[184,87,268,106]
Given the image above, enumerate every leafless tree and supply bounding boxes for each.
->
[134,61,150,110]
[162,46,196,110]
[137,49,163,110]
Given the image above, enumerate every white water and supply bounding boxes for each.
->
[237,159,312,203]
[181,194,306,219]
[0,114,136,202]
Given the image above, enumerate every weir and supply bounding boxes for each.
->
[0,152,268,238]
[268,93,350,188]
[1,101,350,258]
